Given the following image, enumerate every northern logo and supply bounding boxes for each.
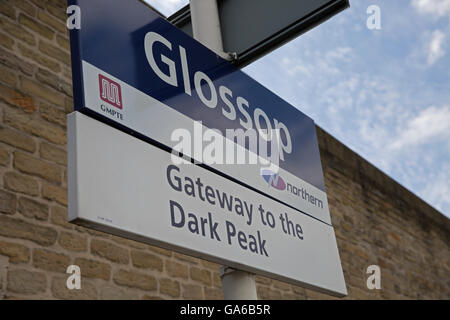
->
[261,169,286,191]
[99,74,122,109]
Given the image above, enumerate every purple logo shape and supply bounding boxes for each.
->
[261,169,286,191]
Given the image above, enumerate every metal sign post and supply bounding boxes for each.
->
[189,0,257,300]
[170,0,350,67]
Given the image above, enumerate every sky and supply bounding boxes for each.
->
[145,0,450,218]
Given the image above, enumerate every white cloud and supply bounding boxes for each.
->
[325,47,353,61]
[427,30,446,65]
[280,47,353,78]
[389,105,450,150]
[406,29,447,68]
[421,165,450,213]
[412,0,450,18]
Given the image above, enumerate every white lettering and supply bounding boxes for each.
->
[144,32,177,86]
[144,31,293,165]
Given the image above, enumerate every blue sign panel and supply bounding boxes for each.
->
[68,0,331,224]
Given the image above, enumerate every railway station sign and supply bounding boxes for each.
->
[68,0,347,296]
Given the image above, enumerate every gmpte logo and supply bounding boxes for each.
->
[261,169,286,191]
[99,74,124,120]
[99,74,122,109]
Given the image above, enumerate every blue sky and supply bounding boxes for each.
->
[147,0,450,218]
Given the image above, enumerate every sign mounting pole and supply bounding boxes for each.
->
[189,0,257,300]
[189,0,231,60]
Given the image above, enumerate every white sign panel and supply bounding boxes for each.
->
[68,112,347,296]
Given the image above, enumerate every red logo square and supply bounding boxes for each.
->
[99,74,123,109]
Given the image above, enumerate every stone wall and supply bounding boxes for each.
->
[0,0,449,300]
